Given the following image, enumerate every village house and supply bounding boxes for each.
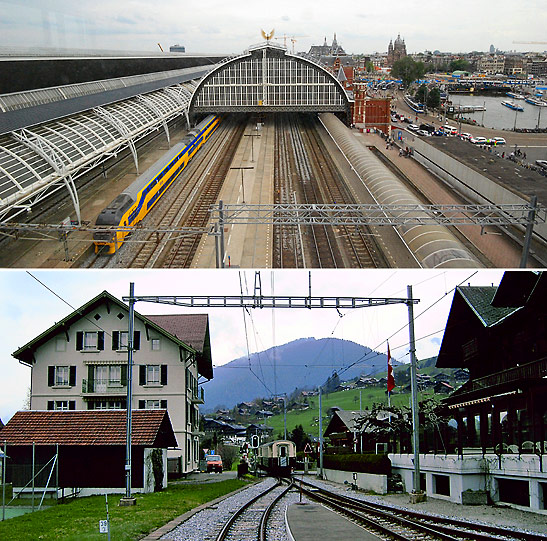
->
[11,290,213,476]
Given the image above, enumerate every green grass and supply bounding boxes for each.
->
[267,387,435,438]
[0,479,249,540]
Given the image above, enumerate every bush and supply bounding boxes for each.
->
[323,454,391,475]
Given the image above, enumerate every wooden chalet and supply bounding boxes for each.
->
[436,271,547,455]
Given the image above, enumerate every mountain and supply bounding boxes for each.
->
[202,337,395,411]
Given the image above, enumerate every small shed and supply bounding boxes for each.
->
[0,410,177,497]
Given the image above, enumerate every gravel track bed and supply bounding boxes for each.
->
[161,478,281,540]
[301,475,547,536]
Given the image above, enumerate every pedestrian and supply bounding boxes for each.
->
[524,152,527,160]
[399,148,403,157]
[502,152,505,159]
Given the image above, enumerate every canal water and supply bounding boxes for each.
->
[448,94,547,130]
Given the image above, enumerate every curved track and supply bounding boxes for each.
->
[216,479,292,541]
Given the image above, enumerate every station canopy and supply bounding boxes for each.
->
[189,42,352,113]
[0,78,199,222]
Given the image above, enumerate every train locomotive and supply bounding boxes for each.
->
[256,440,297,477]
[93,114,220,254]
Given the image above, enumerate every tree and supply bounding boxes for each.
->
[415,84,427,104]
[290,424,311,452]
[426,87,441,109]
[449,59,470,73]
[391,57,426,89]
[366,61,375,73]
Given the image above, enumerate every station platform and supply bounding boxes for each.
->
[286,502,380,541]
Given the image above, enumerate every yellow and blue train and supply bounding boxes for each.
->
[94,114,220,254]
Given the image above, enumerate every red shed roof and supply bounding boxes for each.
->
[0,410,177,447]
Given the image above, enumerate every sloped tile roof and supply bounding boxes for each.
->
[146,314,208,352]
[0,410,177,447]
[457,286,519,327]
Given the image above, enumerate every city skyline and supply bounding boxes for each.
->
[1,0,545,55]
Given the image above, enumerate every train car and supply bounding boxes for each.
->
[256,440,297,477]
[93,114,220,254]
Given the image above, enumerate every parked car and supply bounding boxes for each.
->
[206,454,223,473]
[408,124,419,132]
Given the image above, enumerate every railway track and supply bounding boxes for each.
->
[87,116,245,268]
[299,478,546,541]
[216,479,293,541]
[273,113,383,268]
[274,113,343,267]
[301,115,386,268]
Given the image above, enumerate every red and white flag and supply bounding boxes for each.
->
[387,342,395,393]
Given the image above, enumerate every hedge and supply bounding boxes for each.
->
[323,453,391,475]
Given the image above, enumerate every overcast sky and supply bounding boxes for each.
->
[1,1,545,55]
[0,269,506,424]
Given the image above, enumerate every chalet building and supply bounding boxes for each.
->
[11,290,213,475]
[0,410,177,496]
[389,271,547,512]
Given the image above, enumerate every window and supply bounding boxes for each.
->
[76,331,104,351]
[48,366,76,387]
[109,365,121,385]
[47,400,75,411]
[151,338,161,351]
[139,364,167,386]
[138,399,167,409]
[87,400,125,410]
[112,330,140,351]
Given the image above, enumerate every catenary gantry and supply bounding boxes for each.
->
[189,42,352,113]
[0,73,202,222]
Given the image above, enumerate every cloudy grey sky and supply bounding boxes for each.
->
[0,269,505,424]
[1,0,545,55]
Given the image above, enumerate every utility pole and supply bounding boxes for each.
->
[121,282,137,506]
[318,386,324,478]
[230,167,254,204]
[407,285,425,502]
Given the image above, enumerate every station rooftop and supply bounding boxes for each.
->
[426,136,547,208]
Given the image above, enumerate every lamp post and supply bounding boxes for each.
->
[230,167,254,204]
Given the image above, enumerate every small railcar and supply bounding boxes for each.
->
[93,114,220,254]
[256,440,296,477]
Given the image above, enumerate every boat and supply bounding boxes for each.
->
[506,92,525,99]
[525,96,547,107]
[501,100,524,111]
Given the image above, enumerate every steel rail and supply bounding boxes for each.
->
[215,480,281,541]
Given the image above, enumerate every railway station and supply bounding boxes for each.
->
[0,41,546,268]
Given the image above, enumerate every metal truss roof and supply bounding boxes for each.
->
[0,80,198,222]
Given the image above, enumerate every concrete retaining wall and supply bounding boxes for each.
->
[409,137,547,245]
[322,468,388,494]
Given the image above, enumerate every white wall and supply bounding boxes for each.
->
[322,468,388,494]
[389,453,547,512]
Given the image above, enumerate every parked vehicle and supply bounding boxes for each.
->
[416,129,431,136]
[492,137,506,145]
[408,124,419,132]
[206,454,223,473]
[471,136,487,144]
[460,133,472,141]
